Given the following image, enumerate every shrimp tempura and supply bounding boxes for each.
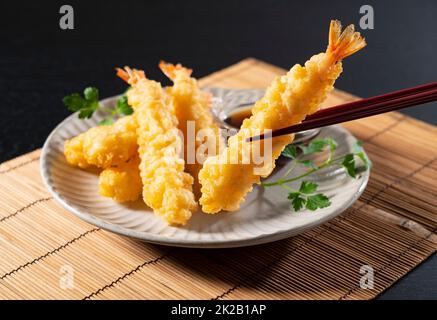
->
[199,20,366,213]
[117,67,197,225]
[99,155,142,202]
[64,115,138,169]
[159,61,225,197]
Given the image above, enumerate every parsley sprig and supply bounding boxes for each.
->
[63,87,133,125]
[286,181,331,211]
[262,138,370,212]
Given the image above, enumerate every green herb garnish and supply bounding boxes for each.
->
[287,181,331,211]
[63,87,133,125]
[262,138,370,212]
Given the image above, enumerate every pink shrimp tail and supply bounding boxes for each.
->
[159,61,193,81]
[116,66,146,85]
[327,20,366,62]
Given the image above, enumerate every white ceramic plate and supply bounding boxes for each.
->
[41,89,369,248]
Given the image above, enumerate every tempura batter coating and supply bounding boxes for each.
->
[117,67,197,225]
[99,156,142,202]
[199,20,366,213]
[160,62,225,197]
[64,116,138,168]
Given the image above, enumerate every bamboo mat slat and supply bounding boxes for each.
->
[0,58,436,300]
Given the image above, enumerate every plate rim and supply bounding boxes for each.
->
[40,95,370,248]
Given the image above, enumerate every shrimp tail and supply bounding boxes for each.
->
[327,20,366,62]
[159,61,192,81]
[116,67,146,85]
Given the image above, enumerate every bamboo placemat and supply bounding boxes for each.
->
[0,58,436,300]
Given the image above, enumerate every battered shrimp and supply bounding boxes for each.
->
[159,61,225,197]
[117,67,197,225]
[199,20,366,213]
[99,155,142,202]
[64,115,138,169]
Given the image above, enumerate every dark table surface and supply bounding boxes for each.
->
[0,0,435,299]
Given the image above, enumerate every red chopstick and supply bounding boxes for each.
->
[305,82,437,121]
[247,82,437,142]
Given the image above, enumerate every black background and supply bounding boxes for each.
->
[0,0,436,299]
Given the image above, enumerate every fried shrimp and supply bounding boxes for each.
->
[64,115,138,169]
[99,155,142,202]
[159,61,225,197]
[198,20,366,213]
[117,67,197,225]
